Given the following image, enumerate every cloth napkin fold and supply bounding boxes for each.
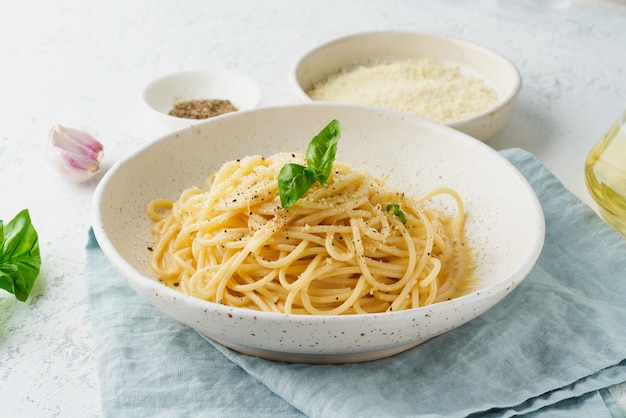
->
[85,148,626,417]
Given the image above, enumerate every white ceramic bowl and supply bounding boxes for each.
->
[141,69,262,132]
[290,31,522,141]
[92,103,544,363]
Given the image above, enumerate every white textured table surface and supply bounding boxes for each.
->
[1,0,625,416]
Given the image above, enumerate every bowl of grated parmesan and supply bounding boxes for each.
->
[290,31,521,141]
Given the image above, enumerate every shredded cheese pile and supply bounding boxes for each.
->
[307,58,498,124]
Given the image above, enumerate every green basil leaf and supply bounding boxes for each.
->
[278,163,317,209]
[306,119,341,185]
[386,203,407,225]
[277,119,342,208]
[0,209,41,302]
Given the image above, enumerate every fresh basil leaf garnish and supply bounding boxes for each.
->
[305,119,341,185]
[278,119,342,208]
[386,203,407,225]
[278,163,317,209]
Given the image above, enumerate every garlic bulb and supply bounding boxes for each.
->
[47,124,104,182]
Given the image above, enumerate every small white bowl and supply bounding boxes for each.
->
[141,69,262,132]
[290,31,521,141]
[92,103,544,363]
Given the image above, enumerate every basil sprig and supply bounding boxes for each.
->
[386,203,407,225]
[0,209,41,301]
[278,119,342,208]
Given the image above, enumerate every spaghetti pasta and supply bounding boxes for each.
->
[147,152,474,315]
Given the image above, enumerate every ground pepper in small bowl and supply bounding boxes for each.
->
[169,99,238,119]
[142,69,261,130]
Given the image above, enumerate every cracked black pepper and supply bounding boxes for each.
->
[169,99,238,119]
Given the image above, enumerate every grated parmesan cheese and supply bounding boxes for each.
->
[306,58,498,124]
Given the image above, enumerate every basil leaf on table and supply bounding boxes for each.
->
[278,119,342,208]
[0,209,41,302]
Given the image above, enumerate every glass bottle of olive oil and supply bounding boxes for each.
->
[584,110,626,237]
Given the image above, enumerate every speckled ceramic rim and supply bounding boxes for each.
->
[93,103,544,322]
[92,103,545,362]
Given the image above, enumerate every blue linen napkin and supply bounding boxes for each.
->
[85,148,626,417]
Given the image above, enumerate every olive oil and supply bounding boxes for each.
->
[584,110,626,237]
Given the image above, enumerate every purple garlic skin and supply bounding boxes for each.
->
[47,124,104,182]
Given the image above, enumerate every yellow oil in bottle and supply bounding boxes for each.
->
[584,110,626,237]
